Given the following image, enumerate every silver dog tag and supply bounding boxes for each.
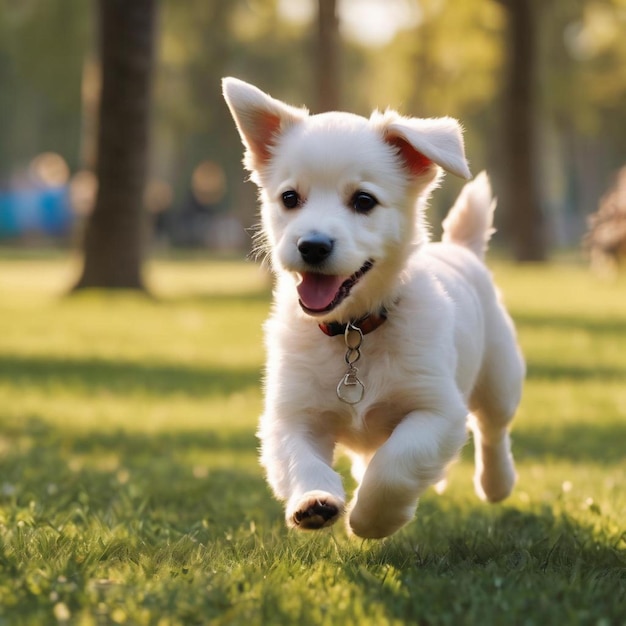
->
[337,369,365,404]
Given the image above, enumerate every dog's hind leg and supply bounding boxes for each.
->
[348,400,468,539]
[469,316,525,503]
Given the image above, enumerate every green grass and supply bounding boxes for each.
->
[0,251,624,625]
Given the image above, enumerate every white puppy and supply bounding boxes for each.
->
[222,78,525,539]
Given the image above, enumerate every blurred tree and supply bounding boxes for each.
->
[75,0,157,290]
[498,0,547,261]
[155,0,316,237]
[540,0,626,233]
[316,0,340,112]
[0,0,88,179]
[358,1,503,118]
[354,0,504,230]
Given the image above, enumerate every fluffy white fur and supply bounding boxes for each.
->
[222,77,525,539]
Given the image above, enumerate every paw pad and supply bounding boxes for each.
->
[292,498,340,530]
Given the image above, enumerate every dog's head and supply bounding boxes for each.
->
[223,77,470,322]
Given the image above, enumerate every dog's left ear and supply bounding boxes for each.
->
[378,114,472,180]
[222,77,308,174]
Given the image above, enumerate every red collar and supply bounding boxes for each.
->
[318,307,388,337]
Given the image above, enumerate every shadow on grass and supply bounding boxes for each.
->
[334,500,626,624]
[0,414,259,454]
[0,416,274,532]
[512,422,626,464]
[376,499,625,569]
[517,311,626,382]
[525,360,626,382]
[6,351,624,396]
[514,312,626,336]
[0,354,261,397]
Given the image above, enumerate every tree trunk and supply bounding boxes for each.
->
[74,0,157,290]
[501,0,547,261]
[316,0,340,113]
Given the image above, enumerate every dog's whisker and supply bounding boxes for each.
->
[247,225,271,267]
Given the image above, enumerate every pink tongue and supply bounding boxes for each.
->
[297,273,346,311]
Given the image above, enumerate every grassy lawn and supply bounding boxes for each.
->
[0,251,624,625]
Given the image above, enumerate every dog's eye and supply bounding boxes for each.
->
[281,190,300,209]
[352,191,378,214]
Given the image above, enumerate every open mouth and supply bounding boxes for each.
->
[297,260,374,315]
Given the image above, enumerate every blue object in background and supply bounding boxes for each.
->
[0,186,74,238]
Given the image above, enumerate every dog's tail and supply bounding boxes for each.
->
[441,171,496,261]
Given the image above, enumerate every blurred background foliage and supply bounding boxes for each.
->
[0,0,625,259]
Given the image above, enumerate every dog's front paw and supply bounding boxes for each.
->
[287,491,344,530]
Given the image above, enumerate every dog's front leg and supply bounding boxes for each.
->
[348,407,467,539]
[259,424,346,530]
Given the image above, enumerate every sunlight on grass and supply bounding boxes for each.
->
[0,252,625,625]
[147,255,271,299]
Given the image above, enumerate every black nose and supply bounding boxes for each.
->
[297,233,334,265]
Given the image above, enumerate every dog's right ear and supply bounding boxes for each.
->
[222,77,308,173]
